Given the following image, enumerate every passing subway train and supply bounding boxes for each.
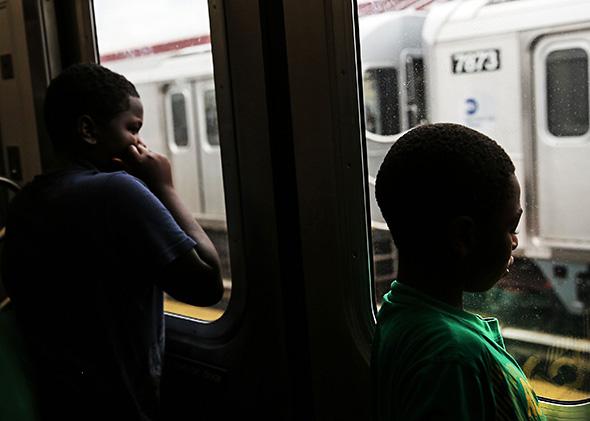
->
[1,0,590,419]
[103,0,590,319]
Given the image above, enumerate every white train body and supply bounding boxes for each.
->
[423,0,590,313]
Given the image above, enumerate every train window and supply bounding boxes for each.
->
[360,0,590,410]
[169,92,190,148]
[363,68,399,135]
[203,88,220,147]
[546,48,589,137]
[94,0,230,322]
[403,55,426,129]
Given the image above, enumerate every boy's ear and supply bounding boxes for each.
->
[78,115,98,145]
[448,216,476,258]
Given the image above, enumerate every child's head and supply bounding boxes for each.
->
[44,63,141,160]
[375,123,522,291]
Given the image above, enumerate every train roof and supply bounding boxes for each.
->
[359,9,426,67]
[423,0,590,45]
[104,45,214,85]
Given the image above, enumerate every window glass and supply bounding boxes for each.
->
[171,93,189,147]
[94,0,230,322]
[405,56,426,128]
[546,48,589,137]
[359,0,590,404]
[204,89,220,146]
[363,68,399,135]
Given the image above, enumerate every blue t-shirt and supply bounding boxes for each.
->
[2,164,196,421]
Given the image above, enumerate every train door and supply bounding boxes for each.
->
[164,83,204,216]
[194,79,225,220]
[533,31,590,247]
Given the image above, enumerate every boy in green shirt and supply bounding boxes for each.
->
[371,123,545,420]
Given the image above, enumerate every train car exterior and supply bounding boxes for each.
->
[424,0,590,317]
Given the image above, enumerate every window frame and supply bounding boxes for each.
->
[89,0,246,340]
[35,0,379,417]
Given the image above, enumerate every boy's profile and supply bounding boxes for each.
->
[371,123,545,420]
[2,63,223,420]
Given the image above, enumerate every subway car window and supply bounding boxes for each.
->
[358,0,590,407]
[94,0,229,322]
[546,48,589,137]
[170,92,190,148]
[404,55,426,128]
[363,68,399,135]
[203,88,220,146]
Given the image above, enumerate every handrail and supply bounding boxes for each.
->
[0,177,21,193]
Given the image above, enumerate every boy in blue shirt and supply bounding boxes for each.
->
[371,123,545,420]
[2,63,223,421]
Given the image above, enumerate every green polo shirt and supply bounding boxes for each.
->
[371,281,545,421]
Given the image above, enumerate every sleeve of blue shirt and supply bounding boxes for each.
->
[103,172,197,268]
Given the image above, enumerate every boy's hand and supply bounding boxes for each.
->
[113,143,174,194]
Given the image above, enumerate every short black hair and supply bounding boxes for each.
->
[44,63,139,152]
[375,123,515,253]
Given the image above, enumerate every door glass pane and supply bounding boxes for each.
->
[363,68,399,135]
[359,0,590,403]
[405,56,426,128]
[204,89,220,146]
[171,93,189,147]
[546,48,589,137]
[94,0,230,322]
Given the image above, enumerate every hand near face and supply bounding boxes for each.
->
[112,142,174,195]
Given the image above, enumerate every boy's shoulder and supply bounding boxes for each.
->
[375,284,492,366]
[15,169,149,212]
[51,168,145,196]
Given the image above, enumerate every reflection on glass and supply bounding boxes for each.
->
[359,0,590,404]
[94,0,229,321]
